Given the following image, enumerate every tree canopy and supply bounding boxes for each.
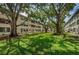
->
[0,3,76,36]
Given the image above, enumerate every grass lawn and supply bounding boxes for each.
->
[0,33,79,55]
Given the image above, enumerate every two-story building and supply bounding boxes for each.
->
[65,12,79,35]
[0,12,50,36]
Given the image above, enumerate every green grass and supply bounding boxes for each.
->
[0,33,79,55]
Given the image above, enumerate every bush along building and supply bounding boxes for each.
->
[0,12,51,36]
[65,11,79,35]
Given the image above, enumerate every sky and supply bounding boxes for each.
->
[70,4,79,15]
[65,3,79,22]
[20,12,28,17]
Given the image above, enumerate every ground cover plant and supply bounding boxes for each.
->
[0,33,79,55]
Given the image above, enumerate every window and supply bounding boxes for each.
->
[0,27,5,32]
[6,27,10,32]
[21,28,24,32]
[21,28,27,33]
[77,20,79,25]
[25,25,28,26]
[0,27,10,32]
[36,26,41,28]
[26,29,28,31]
[31,25,35,27]
[31,20,35,23]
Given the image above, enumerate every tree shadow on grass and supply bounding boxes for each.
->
[64,36,79,44]
[24,35,54,55]
[2,34,79,55]
[0,42,33,55]
[8,35,55,55]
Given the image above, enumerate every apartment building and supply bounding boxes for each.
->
[65,13,79,35]
[0,12,50,36]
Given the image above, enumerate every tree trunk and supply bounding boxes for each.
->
[45,28,48,33]
[44,26,48,33]
[56,14,62,35]
[9,19,18,37]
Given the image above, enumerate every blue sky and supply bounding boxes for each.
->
[70,4,79,15]
[65,4,79,22]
